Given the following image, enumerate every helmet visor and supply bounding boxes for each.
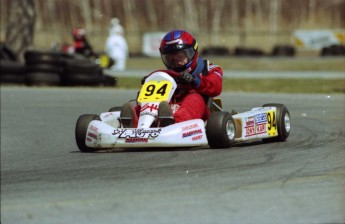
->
[161,47,196,70]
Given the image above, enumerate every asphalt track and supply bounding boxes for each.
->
[1,86,345,224]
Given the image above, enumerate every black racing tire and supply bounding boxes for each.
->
[234,47,265,56]
[102,75,117,86]
[25,72,61,86]
[234,47,248,56]
[201,46,230,56]
[26,64,63,73]
[108,106,122,112]
[321,47,332,56]
[0,43,17,61]
[271,45,295,57]
[0,59,26,84]
[262,103,291,142]
[24,50,64,66]
[61,73,102,86]
[321,45,345,56]
[1,73,26,84]
[0,60,26,74]
[206,111,236,149]
[64,59,102,74]
[75,114,101,152]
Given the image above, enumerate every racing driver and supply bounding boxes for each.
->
[121,29,223,127]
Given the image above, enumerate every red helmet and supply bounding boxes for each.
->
[159,30,199,73]
[73,29,87,40]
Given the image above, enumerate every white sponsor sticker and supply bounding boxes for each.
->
[293,29,345,49]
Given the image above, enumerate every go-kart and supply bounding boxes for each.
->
[75,70,291,152]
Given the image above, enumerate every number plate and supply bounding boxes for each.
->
[138,80,173,103]
[266,110,278,136]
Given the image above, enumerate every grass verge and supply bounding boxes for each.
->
[127,57,345,71]
[117,77,345,94]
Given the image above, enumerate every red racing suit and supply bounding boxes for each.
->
[73,39,95,57]
[136,59,223,124]
[171,59,223,122]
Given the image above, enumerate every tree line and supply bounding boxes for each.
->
[1,0,344,57]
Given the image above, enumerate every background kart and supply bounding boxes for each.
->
[75,71,291,152]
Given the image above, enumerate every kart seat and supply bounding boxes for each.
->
[204,96,223,112]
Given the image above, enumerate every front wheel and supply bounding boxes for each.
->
[206,111,236,149]
[75,114,100,152]
[262,103,291,142]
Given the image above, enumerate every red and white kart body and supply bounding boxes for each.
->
[75,71,291,152]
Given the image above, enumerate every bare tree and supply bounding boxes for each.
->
[123,0,139,31]
[146,0,158,30]
[231,0,239,32]
[81,0,92,31]
[5,0,36,61]
[2,0,344,54]
[253,0,263,29]
[183,0,199,32]
[269,0,280,33]
[211,0,225,43]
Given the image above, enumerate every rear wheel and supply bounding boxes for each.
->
[206,111,236,148]
[75,114,100,152]
[262,103,291,142]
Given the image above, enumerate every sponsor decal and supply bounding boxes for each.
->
[255,113,267,124]
[245,116,255,127]
[245,126,255,137]
[125,138,148,143]
[181,123,199,131]
[293,29,345,50]
[112,128,161,139]
[89,125,98,132]
[192,135,203,141]
[140,111,157,117]
[140,104,159,112]
[256,123,266,135]
[182,129,203,138]
[244,117,267,137]
[86,137,93,142]
[87,132,97,140]
[171,103,180,113]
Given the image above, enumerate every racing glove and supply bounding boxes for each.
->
[179,72,201,87]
